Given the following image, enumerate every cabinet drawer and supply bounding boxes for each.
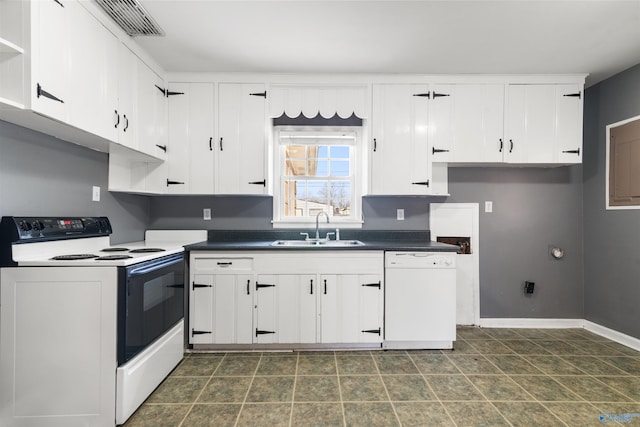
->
[192,257,253,272]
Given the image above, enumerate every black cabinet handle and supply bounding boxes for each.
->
[156,144,167,152]
[209,137,213,151]
[248,179,266,187]
[373,138,377,152]
[509,139,514,153]
[499,138,503,153]
[432,148,449,154]
[166,179,185,186]
[562,149,580,155]
[324,279,327,295]
[219,137,223,151]
[114,110,120,129]
[362,328,381,335]
[36,83,64,103]
[246,279,250,295]
[310,279,314,295]
[123,114,129,132]
[217,262,232,266]
[411,181,430,187]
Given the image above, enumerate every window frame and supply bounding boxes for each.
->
[272,126,364,228]
[606,114,640,210]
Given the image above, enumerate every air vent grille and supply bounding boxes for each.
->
[95,0,164,37]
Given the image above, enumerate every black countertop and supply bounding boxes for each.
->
[184,230,459,253]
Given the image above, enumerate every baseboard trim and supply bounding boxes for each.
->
[583,320,640,352]
[478,318,585,328]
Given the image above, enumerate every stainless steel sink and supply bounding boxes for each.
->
[270,239,365,247]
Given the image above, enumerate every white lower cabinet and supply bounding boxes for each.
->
[188,251,384,347]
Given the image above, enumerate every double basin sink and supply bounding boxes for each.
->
[270,239,365,247]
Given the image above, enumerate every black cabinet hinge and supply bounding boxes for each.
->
[36,83,64,104]
[361,281,381,289]
[412,92,430,98]
[250,91,267,98]
[563,92,581,99]
[166,179,185,186]
[256,282,276,290]
[256,328,275,336]
[53,0,64,7]
[192,282,212,290]
[192,329,211,336]
[432,148,450,154]
[156,144,167,152]
[362,327,381,336]
[432,92,450,98]
[411,181,430,187]
[248,179,266,187]
[156,84,184,97]
[562,148,580,155]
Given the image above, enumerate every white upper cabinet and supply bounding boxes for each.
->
[504,83,583,164]
[370,84,433,195]
[217,83,267,195]
[431,84,505,164]
[165,82,215,194]
[30,0,70,122]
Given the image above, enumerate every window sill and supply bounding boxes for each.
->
[271,219,363,229]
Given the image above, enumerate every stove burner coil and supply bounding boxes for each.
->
[95,255,133,260]
[50,254,99,260]
[129,248,165,253]
[101,247,130,252]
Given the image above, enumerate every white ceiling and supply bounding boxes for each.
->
[134,0,640,86]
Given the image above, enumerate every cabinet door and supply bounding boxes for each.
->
[217,83,267,194]
[190,273,253,344]
[166,82,215,194]
[320,274,383,343]
[371,84,431,195]
[136,62,167,159]
[66,3,118,141]
[432,84,505,163]
[555,84,583,164]
[117,44,137,149]
[31,0,69,122]
[254,274,317,344]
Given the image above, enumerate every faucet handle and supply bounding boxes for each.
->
[325,232,335,241]
[299,232,310,241]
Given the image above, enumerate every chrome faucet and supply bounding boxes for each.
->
[315,211,330,241]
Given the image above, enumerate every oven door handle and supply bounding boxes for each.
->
[127,255,183,277]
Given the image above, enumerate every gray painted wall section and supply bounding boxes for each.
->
[583,64,640,339]
[447,166,584,319]
[0,120,150,244]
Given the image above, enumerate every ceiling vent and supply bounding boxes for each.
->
[95,0,165,37]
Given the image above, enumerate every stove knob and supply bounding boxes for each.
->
[19,220,32,231]
[32,221,44,231]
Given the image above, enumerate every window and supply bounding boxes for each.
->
[273,127,363,226]
[606,115,640,209]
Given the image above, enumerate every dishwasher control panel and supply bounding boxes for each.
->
[385,251,456,268]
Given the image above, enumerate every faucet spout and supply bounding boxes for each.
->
[315,211,330,240]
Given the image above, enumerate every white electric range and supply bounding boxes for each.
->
[0,216,206,427]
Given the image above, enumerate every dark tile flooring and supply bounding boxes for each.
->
[122,327,640,426]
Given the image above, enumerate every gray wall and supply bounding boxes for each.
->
[0,120,150,243]
[583,64,640,339]
[448,166,584,319]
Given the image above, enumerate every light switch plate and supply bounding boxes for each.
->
[397,209,405,220]
[92,186,100,202]
[203,208,212,220]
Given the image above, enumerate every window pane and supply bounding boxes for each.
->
[285,146,307,176]
[328,181,351,216]
[317,146,329,158]
[286,145,306,159]
[330,146,350,158]
[329,160,349,177]
[314,160,329,177]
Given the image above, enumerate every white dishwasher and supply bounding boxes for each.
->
[384,251,456,349]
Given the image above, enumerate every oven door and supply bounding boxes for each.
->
[117,253,184,365]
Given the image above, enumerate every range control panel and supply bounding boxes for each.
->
[0,216,112,242]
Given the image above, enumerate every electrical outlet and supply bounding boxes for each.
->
[485,201,493,213]
[397,209,405,220]
[92,186,100,202]
[203,208,212,220]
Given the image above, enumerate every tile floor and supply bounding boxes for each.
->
[122,327,640,426]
